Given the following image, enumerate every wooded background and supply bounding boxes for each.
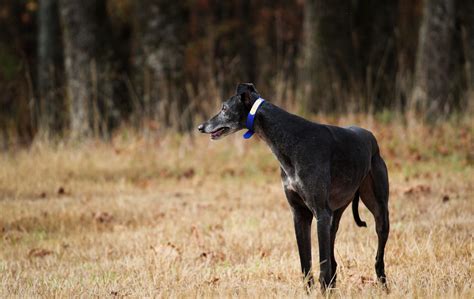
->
[0,0,472,146]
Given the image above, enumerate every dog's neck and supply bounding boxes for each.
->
[252,103,300,173]
[254,103,288,142]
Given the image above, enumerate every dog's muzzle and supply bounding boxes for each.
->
[197,123,205,132]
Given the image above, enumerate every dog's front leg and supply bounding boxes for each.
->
[315,206,333,292]
[286,190,314,292]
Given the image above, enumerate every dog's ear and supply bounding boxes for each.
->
[236,83,257,95]
[236,83,259,109]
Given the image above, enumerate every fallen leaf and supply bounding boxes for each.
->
[360,276,375,284]
[94,212,113,224]
[404,184,431,196]
[181,168,195,179]
[28,248,53,258]
[207,277,219,285]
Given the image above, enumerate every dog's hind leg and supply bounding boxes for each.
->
[329,203,349,287]
[285,189,315,291]
[315,206,333,291]
[359,154,390,284]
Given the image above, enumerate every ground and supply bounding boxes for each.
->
[0,115,472,297]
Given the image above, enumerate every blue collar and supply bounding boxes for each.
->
[243,98,265,139]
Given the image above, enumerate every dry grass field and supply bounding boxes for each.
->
[0,115,472,298]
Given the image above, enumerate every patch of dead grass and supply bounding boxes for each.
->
[0,115,472,297]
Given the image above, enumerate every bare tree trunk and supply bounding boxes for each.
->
[59,0,119,138]
[301,0,354,112]
[37,0,64,135]
[412,0,455,121]
[133,0,189,130]
[459,0,474,106]
[238,0,257,84]
[59,0,97,138]
[353,0,398,111]
[395,0,423,111]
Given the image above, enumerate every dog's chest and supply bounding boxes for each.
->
[282,173,300,193]
[266,143,302,193]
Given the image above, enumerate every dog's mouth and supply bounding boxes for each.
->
[210,127,230,140]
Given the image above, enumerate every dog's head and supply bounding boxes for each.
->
[198,83,260,140]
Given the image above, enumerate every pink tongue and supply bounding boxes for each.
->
[212,128,223,138]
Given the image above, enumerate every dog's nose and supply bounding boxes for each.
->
[197,123,205,132]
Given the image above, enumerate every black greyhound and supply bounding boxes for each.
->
[198,83,390,292]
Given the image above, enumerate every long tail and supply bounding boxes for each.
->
[352,190,367,227]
